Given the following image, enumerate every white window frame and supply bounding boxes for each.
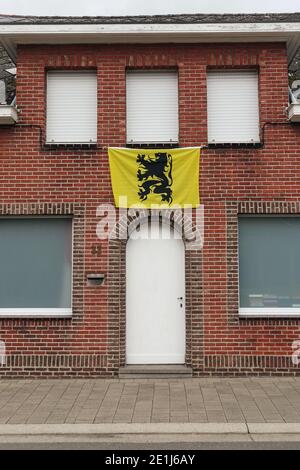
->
[126,70,179,144]
[0,216,73,318]
[0,308,72,318]
[239,308,300,318]
[46,70,97,144]
[207,69,260,144]
[238,215,300,318]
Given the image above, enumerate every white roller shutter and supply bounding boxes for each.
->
[46,71,97,143]
[126,71,178,144]
[207,71,260,144]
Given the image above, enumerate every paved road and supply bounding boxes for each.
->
[1,440,300,450]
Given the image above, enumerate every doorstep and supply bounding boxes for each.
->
[118,364,193,379]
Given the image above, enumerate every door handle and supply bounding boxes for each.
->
[177,297,183,300]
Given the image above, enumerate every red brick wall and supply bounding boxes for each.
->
[0,42,300,376]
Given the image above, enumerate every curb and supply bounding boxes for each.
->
[0,423,300,437]
[0,423,247,436]
[247,423,300,434]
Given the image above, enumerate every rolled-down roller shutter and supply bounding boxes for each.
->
[126,71,179,144]
[207,71,260,144]
[46,71,97,143]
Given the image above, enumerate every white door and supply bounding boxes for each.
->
[126,221,185,364]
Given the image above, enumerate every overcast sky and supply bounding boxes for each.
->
[0,0,299,17]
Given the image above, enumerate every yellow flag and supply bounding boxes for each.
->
[108,147,200,208]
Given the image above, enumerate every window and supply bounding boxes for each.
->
[239,217,300,317]
[126,71,179,144]
[46,71,97,144]
[207,71,260,144]
[0,218,72,317]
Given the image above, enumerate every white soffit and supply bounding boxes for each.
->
[0,23,300,63]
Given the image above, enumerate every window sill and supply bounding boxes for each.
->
[126,142,179,149]
[0,308,72,318]
[208,142,262,149]
[239,308,300,318]
[43,142,97,150]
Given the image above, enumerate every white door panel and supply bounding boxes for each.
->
[126,222,185,364]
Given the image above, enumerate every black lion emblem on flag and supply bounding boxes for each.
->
[136,152,173,204]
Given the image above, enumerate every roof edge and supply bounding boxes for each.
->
[1,12,300,24]
[1,19,300,65]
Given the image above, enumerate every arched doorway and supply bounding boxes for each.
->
[126,220,185,364]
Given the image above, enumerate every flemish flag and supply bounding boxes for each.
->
[108,147,200,208]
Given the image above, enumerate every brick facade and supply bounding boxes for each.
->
[0,42,300,376]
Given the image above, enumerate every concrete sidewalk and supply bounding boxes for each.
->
[1,377,300,425]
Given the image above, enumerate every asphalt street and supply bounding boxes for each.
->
[1,438,300,450]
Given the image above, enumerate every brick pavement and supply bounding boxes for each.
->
[1,378,300,425]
